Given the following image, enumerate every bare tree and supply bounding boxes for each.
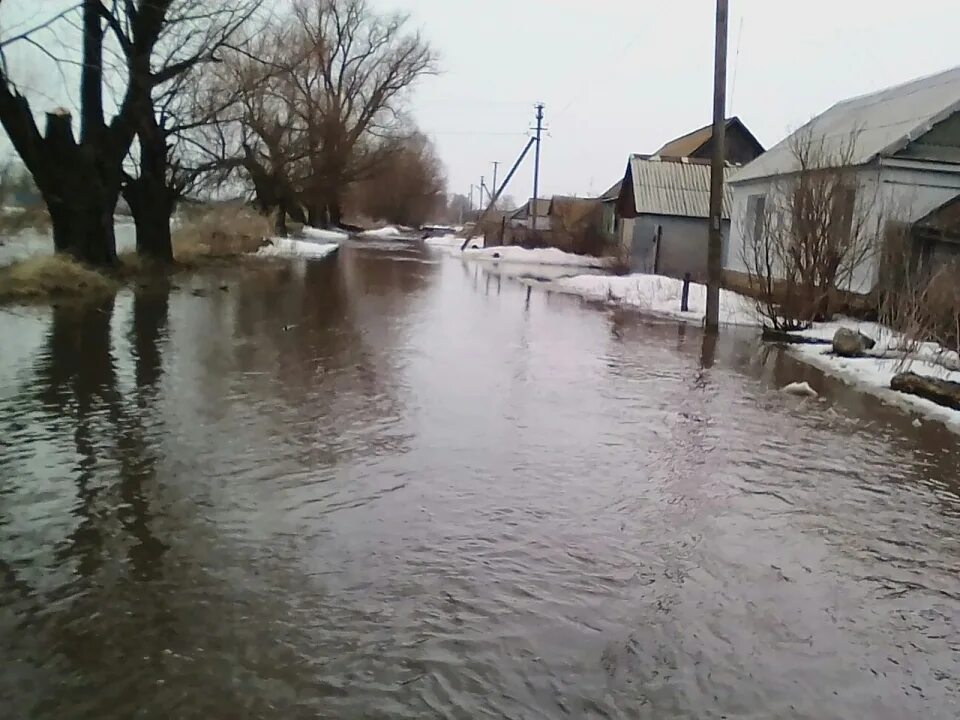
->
[0,1,260,265]
[283,0,437,227]
[348,131,445,226]
[739,129,881,330]
[118,1,264,261]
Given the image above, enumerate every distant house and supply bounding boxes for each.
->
[726,66,960,292]
[507,198,552,231]
[654,116,765,166]
[547,196,604,253]
[611,155,736,280]
[601,117,764,277]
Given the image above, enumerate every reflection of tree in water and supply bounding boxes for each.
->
[224,248,430,460]
[34,292,170,579]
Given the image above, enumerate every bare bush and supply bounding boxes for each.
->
[739,129,880,330]
[347,133,445,226]
[878,227,960,368]
[172,205,273,261]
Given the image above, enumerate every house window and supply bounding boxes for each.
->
[746,194,766,244]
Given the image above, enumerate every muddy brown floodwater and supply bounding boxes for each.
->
[1,239,959,719]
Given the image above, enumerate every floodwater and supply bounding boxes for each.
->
[1,239,959,719]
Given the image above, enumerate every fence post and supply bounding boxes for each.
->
[681,272,691,312]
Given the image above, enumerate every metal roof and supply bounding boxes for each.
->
[599,180,622,202]
[734,65,960,184]
[509,198,551,219]
[625,155,735,219]
[654,117,764,160]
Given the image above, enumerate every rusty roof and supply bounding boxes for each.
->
[624,155,735,219]
[655,117,763,159]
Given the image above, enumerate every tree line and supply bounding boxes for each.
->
[0,0,445,266]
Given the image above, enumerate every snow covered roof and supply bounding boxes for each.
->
[734,65,960,184]
[623,155,735,219]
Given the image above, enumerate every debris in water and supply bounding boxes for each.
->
[782,381,818,398]
[912,418,922,428]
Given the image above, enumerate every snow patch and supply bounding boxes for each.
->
[550,273,758,326]
[425,233,474,249]
[361,226,402,237]
[463,246,613,268]
[301,226,349,242]
[256,237,339,259]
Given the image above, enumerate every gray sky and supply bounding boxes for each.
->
[372,0,960,203]
[5,1,960,206]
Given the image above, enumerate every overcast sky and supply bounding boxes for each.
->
[4,1,960,206]
[371,0,960,203]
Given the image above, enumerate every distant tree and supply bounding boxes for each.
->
[445,193,470,223]
[283,0,437,227]
[349,132,445,226]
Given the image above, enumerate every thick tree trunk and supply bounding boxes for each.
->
[126,107,174,263]
[274,206,288,236]
[306,203,324,228]
[126,184,174,263]
[39,112,120,265]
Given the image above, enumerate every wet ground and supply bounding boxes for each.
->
[1,239,959,719]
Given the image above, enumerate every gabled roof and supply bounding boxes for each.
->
[735,65,960,184]
[655,117,764,159]
[600,180,622,202]
[621,155,735,219]
[509,197,551,219]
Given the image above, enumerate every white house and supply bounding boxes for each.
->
[725,65,960,292]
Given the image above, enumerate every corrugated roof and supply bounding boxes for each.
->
[627,155,735,219]
[734,65,960,183]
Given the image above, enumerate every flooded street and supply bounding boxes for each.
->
[1,241,959,719]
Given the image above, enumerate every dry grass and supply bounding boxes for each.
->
[0,254,117,300]
[172,205,273,263]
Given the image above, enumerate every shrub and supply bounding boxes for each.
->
[0,255,116,300]
[172,205,273,262]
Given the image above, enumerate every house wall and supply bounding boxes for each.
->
[725,162,960,293]
[628,214,729,281]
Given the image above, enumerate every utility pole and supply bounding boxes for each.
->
[469,184,475,213]
[530,103,544,231]
[480,175,487,204]
[491,161,500,208]
[705,0,728,332]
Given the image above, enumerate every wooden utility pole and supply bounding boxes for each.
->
[705,0,728,331]
[530,103,544,231]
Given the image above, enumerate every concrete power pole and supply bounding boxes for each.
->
[706,0,728,331]
[530,103,544,231]
[491,161,500,208]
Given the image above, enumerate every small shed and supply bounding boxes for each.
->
[615,155,736,280]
